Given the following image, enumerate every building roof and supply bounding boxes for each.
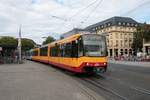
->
[60,28,87,39]
[85,16,139,32]
[60,16,140,39]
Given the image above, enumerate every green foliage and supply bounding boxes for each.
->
[143,25,150,40]
[42,36,56,45]
[0,36,17,47]
[21,38,35,51]
[132,23,150,53]
[0,36,35,51]
[132,32,143,52]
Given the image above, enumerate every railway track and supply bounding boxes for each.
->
[58,67,150,100]
[82,78,129,100]
[97,74,150,95]
[72,72,150,100]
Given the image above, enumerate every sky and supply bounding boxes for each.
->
[0,0,150,44]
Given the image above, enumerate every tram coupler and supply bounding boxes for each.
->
[93,67,106,73]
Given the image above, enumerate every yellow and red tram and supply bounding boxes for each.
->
[27,33,108,74]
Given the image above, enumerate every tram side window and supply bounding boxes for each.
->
[33,50,38,56]
[51,46,59,56]
[60,45,65,57]
[40,47,48,56]
[72,41,78,57]
[78,38,83,57]
[64,43,72,57]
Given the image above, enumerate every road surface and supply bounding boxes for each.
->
[0,61,104,100]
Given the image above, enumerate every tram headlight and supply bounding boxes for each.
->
[103,62,106,65]
[86,63,89,66]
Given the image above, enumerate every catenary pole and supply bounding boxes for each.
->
[18,25,22,63]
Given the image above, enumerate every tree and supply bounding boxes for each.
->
[132,23,150,54]
[42,36,56,45]
[21,38,35,51]
[143,24,150,40]
[0,36,17,47]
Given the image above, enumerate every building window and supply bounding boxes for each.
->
[129,39,132,47]
[116,40,118,47]
[125,49,128,54]
[118,22,121,25]
[124,40,128,46]
[120,33,122,39]
[131,24,134,26]
[114,49,118,56]
[135,24,138,27]
[110,49,112,56]
[120,40,123,47]
[129,27,131,30]
[120,49,123,55]
[116,33,118,38]
[129,49,132,55]
[110,34,112,39]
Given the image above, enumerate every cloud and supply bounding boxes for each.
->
[0,0,150,44]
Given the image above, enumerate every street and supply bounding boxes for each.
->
[0,61,150,100]
[0,0,150,100]
[74,62,150,100]
[0,61,104,100]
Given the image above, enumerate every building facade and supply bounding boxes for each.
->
[85,16,139,57]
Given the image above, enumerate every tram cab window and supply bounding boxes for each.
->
[82,34,106,57]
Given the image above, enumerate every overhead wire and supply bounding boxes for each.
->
[121,0,150,16]
[78,0,103,27]
[68,0,99,19]
[56,0,150,34]
[57,0,100,33]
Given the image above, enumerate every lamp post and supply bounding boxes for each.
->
[18,25,22,64]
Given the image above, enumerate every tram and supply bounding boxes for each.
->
[27,33,108,74]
